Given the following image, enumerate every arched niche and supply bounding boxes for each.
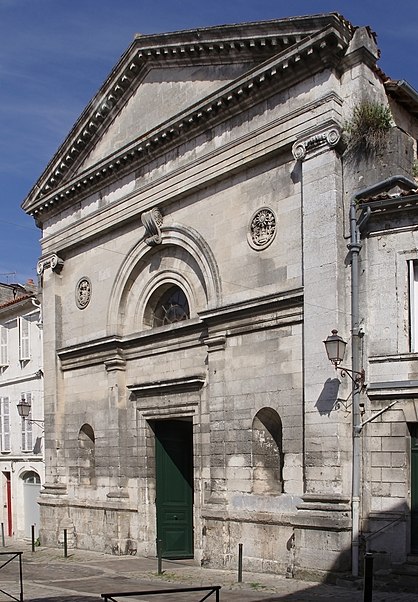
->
[252,407,284,494]
[78,424,95,485]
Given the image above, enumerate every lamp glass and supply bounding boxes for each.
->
[17,399,31,418]
[324,330,347,365]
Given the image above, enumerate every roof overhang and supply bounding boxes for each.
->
[385,79,418,119]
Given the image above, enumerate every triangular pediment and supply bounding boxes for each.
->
[23,14,354,216]
[79,61,255,172]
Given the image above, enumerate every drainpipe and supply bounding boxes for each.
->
[348,199,362,578]
[348,174,416,577]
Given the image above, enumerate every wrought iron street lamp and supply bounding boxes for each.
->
[17,396,44,427]
[323,330,365,390]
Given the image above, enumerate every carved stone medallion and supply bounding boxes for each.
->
[75,277,92,309]
[248,207,277,250]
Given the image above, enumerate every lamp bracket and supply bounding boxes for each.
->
[21,417,44,429]
[334,365,366,391]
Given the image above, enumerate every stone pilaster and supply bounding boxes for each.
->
[293,126,351,498]
[291,125,352,575]
[38,257,67,501]
[203,333,228,504]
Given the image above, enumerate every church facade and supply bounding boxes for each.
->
[22,14,418,578]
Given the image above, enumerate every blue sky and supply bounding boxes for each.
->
[1,0,417,284]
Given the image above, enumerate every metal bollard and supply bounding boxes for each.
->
[363,552,374,602]
[31,525,35,552]
[238,543,243,583]
[156,539,163,575]
[1,523,4,547]
[64,528,68,558]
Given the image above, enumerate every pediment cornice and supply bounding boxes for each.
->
[23,15,353,219]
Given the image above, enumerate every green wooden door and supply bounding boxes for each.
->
[155,420,193,558]
[412,425,418,554]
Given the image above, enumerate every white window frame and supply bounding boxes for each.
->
[19,316,30,361]
[21,392,33,452]
[409,260,418,352]
[0,326,8,366]
[0,397,10,452]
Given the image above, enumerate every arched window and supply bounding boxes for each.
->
[21,470,40,484]
[252,408,284,494]
[144,284,190,328]
[78,424,95,485]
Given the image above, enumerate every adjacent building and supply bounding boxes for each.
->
[0,281,44,539]
[21,14,418,578]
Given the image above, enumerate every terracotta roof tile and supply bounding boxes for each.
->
[0,294,33,309]
[358,188,418,203]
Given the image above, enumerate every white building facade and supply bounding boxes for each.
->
[22,15,418,578]
[0,282,44,540]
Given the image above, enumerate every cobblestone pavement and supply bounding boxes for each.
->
[0,540,417,602]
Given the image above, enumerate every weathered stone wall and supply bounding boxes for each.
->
[337,113,418,566]
[34,17,418,577]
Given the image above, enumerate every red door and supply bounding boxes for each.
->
[3,472,12,537]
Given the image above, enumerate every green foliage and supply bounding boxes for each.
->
[344,101,392,157]
[249,582,267,590]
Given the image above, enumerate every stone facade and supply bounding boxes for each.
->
[22,15,418,577]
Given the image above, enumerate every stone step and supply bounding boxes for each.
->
[372,574,417,594]
[392,559,418,576]
[406,554,418,565]
[370,560,418,593]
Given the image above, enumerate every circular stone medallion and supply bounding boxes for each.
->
[75,277,92,309]
[247,207,277,250]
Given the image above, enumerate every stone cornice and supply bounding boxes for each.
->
[199,288,303,324]
[23,19,352,220]
[57,321,204,371]
[367,379,418,399]
[0,370,43,388]
[128,375,205,397]
[40,92,343,256]
[56,290,303,371]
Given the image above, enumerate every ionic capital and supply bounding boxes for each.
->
[292,127,342,161]
[37,253,64,275]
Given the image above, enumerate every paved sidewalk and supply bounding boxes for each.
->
[0,540,416,601]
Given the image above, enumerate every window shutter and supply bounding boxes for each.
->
[19,317,30,360]
[20,392,33,452]
[0,327,7,366]
[0,397,10,452]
